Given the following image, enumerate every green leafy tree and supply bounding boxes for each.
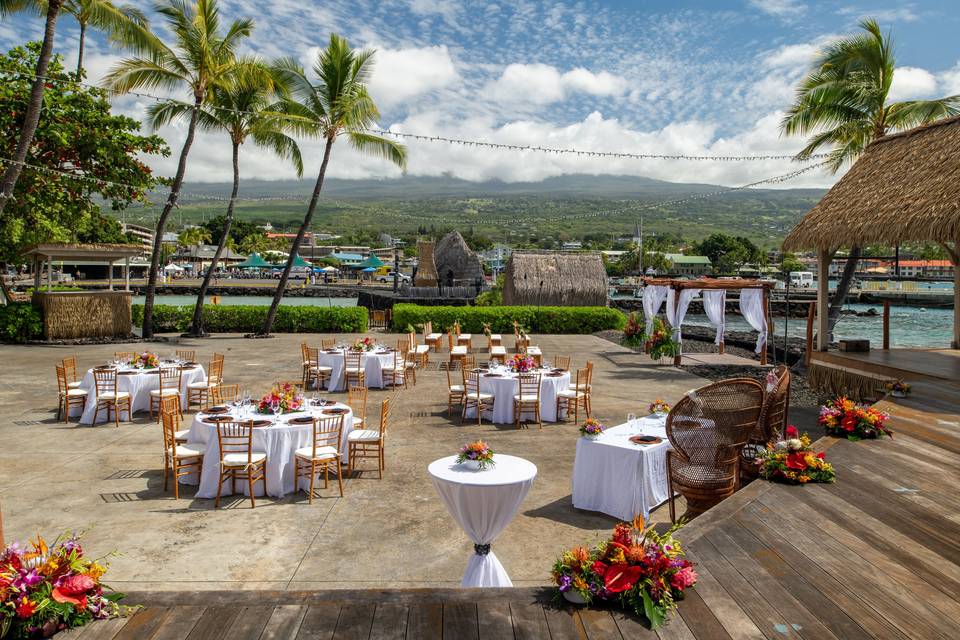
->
[104,0,256,338]
[0,43,168,263]
[780,252,806,275]
[258,34,406,335]
[57,0,147,77]
[782,18,960,334]
[202,215,262,248]
[176,226,211,247]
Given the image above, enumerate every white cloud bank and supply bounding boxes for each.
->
[484,63,627,106]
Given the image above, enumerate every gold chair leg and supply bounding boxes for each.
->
[336,462,344,496]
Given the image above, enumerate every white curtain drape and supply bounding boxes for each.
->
[642,285,669,336]
[739,288,768,353]
[702,290,727,346]
[666,289,700,347]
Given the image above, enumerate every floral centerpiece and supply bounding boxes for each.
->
[644,319,679,361]
[509,354,536,373]
[818,396,892,440]
[456,440,495,470]
[622,312,645,347]
[0,533,125,639]
[648,399,671,416]
[551,516,697,629]
[756,425,836,484]
[579,418,605,438]
[128,351,158,368]
[350,337,376,352]
[256,382,304,414]
[885,380,911,398]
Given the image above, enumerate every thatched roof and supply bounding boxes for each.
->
[25,242,143,260]
[502,250,608,306]
[783,115,960,252]
[434,231,484,286]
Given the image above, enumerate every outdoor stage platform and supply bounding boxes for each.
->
[809,347,960,402]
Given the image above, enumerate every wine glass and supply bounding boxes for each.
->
[627,412,637,434]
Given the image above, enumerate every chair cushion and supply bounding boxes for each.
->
[310,366,333,373]
[222,451,266,466]
[466,392,493,400]
[458,334,472,340]
[150,388,179,397]
[347,429,380,442]
[65,388,88,397]
[556,389,584,399]
[415,345,430,354]
[294,445,338,461]
[448,384,464,393]
[99,391,130,400]
[171,443,204,458]
[67,381,82,389]
[187,381,215,390]
[174,429,190,440]
[426,333,442,340]
[352,416,364,428]
[451,346,468,355]
[575,383,591,391]
[489,334,502,341]
[514,394,539,402]
[526,347,542,355]
[491,346,507,355]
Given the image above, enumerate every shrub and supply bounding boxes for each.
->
[391,304,625,334]
[0,302,43,342]
[132,304,368,333]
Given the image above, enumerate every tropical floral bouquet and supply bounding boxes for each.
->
[350,337,376,352]
[551,516,697,629]
[648,399,671,415]
[579,417,605,438]
[818,396,892,440]
[622,312,646,347]
[0,533,125,639]
[256,382,304,414]
[886,380,911,397]
[756,425,836,484]
[645,319,679,361]
[509,354,536,373]
[456,440,495,470]
[128,352,158,368]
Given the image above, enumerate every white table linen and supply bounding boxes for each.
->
[572,415,672,521]
[182,402,354,498]
[74,363,207,424]
[428,454,537,588]
[316,348,402,391]
[463,368,570,424]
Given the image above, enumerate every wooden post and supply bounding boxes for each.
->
[33,257,41,290]
[107,259,114,291]
[46,258,52,292]
[805,301,816,366]
[672,285,682,366]
[883,300,890,350]
[124,257,130,292]
[816,250,831,351]
[761,286,771,366]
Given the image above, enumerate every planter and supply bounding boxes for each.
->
[891,390,907,398]
[562,590,587,605]
[461,459,490,471]
[582,433,601,440]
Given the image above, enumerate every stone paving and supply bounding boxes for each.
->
[0,333,716,591]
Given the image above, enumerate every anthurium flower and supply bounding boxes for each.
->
[785,452,808,471]
[15,596,37,619]
[604,564,642,593]
[53,573,96,605]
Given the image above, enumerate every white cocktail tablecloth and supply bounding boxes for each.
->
[181,402,354,498]
[428,454,537,588]
[463,368,570,424]
[74,364,207,424]
[572,415,672,521]
[316,348,401,391]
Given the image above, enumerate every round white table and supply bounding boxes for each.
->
[316,348,402,391]
[428,454,537,588]
[74,363,207,424]
[463,367,570,424]
[182,401,354,499]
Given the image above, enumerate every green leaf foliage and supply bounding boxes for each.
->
[390,304,625,334]
[0,302,43,342]
[132,304,368,333]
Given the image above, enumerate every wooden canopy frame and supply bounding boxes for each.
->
[642,278,776,366]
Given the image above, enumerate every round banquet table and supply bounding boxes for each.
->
[463,367,570,424]
[428,454,537,588]
[316,347,403,391]
[181,401,354,499]
[74,363,207,425]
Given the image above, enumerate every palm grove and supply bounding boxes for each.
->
[0,4,957,339]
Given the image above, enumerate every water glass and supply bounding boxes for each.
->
[627,412,637,434]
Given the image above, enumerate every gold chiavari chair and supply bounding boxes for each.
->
[56,364,88,423]
[187,358,222,410]
[114,351,136,362]
[553,355,571,371]
[62,356,82,389]
[92,367,131,427]
[556,366,591,424]
[514,372,542,429]
[176,350,196,362]
[408,330,430,367]
[301,344,332,391]
[210,383,240,407]
[161,396,203,499]
[461,370,492,425]
[382,350,407,389]
[446,368,464,417]
[424,320,442,352]
[149,366,183,422]
[295,414,345,501]
[348,385,367,429]
[348,397,390,478]
[448,331,467,368]
[275,380,303,393]
[215,420,267,509]
[344,351,365,388]
[321,339,336,350]
[575,361,594,415]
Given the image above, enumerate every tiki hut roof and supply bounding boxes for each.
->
[783,115,960,252]
[434,231,484,286]
[502,251,608,307]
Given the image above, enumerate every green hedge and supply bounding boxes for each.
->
[0,303,43,343]
[391,304,625,334]
[132,304,368,333]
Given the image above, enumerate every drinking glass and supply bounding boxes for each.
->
[627,412,637,434]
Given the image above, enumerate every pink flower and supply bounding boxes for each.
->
[670,566,697,590]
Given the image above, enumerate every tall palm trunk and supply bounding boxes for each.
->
[76,21,86,78]
[259,137,333,336]
[189,139,239,336]
[827,246,861,340]
[0,0,63,216]
[142,96,202,339]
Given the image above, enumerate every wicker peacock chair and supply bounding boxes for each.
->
[666,378,765,522]
[740,365,791,485]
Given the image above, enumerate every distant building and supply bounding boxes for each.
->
[161,231,179,246]
[434,231,485,287]
[561,241,583,250]
[480,244,512,272]
[121,223,153,253]
[664,253,712,276]
[896,260,954,278]
[175,244,246,268]
[328,252,364,267]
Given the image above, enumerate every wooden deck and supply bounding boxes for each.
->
[64,397,960,640]
[811,347,960,384]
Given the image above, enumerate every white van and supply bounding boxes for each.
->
[789,271,814,288]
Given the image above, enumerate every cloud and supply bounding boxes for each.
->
[836,6,920,23]
[938,62,960,96]
[889,66,938,101]
[365,45,460,108]
[748,0,807,18]
[484,63,626,107]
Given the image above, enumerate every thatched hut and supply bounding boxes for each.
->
[434,231,484,287]
[783,115,960,350]
[502,250,608,306]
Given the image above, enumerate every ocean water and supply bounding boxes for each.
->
[133,295,358,307]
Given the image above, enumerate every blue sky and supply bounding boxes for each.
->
[3,0,959,187]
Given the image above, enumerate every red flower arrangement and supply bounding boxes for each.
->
[256,382,304,414]
[644,319,679,361]
[756,425,836,484]
[350,337,376,352]
[508,354,536,373]
[622,312,645,347]
[818,396,892,440]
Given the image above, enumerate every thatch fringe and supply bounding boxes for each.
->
[34,292,132,339]
[502,251,608,307]
[808,362,891,402]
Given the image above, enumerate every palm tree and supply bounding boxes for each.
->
[0,0,65,218]
[782,18,960,336]
[150,67,304,336]
[176,226,211,248]
[103,0,254,339]
[257,34,406,336]
[60,0,148,78]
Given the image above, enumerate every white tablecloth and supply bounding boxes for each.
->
[181,402,354,498]
[463,368,570,423]
[572,415,672,521]
[428,454,537,588]
[73,364,207,424]
[316,348,401,391]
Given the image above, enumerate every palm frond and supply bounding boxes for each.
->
[885,97,960,131]
[102,55,187,94]
[249,128,303,176]
[347,131,407,171]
